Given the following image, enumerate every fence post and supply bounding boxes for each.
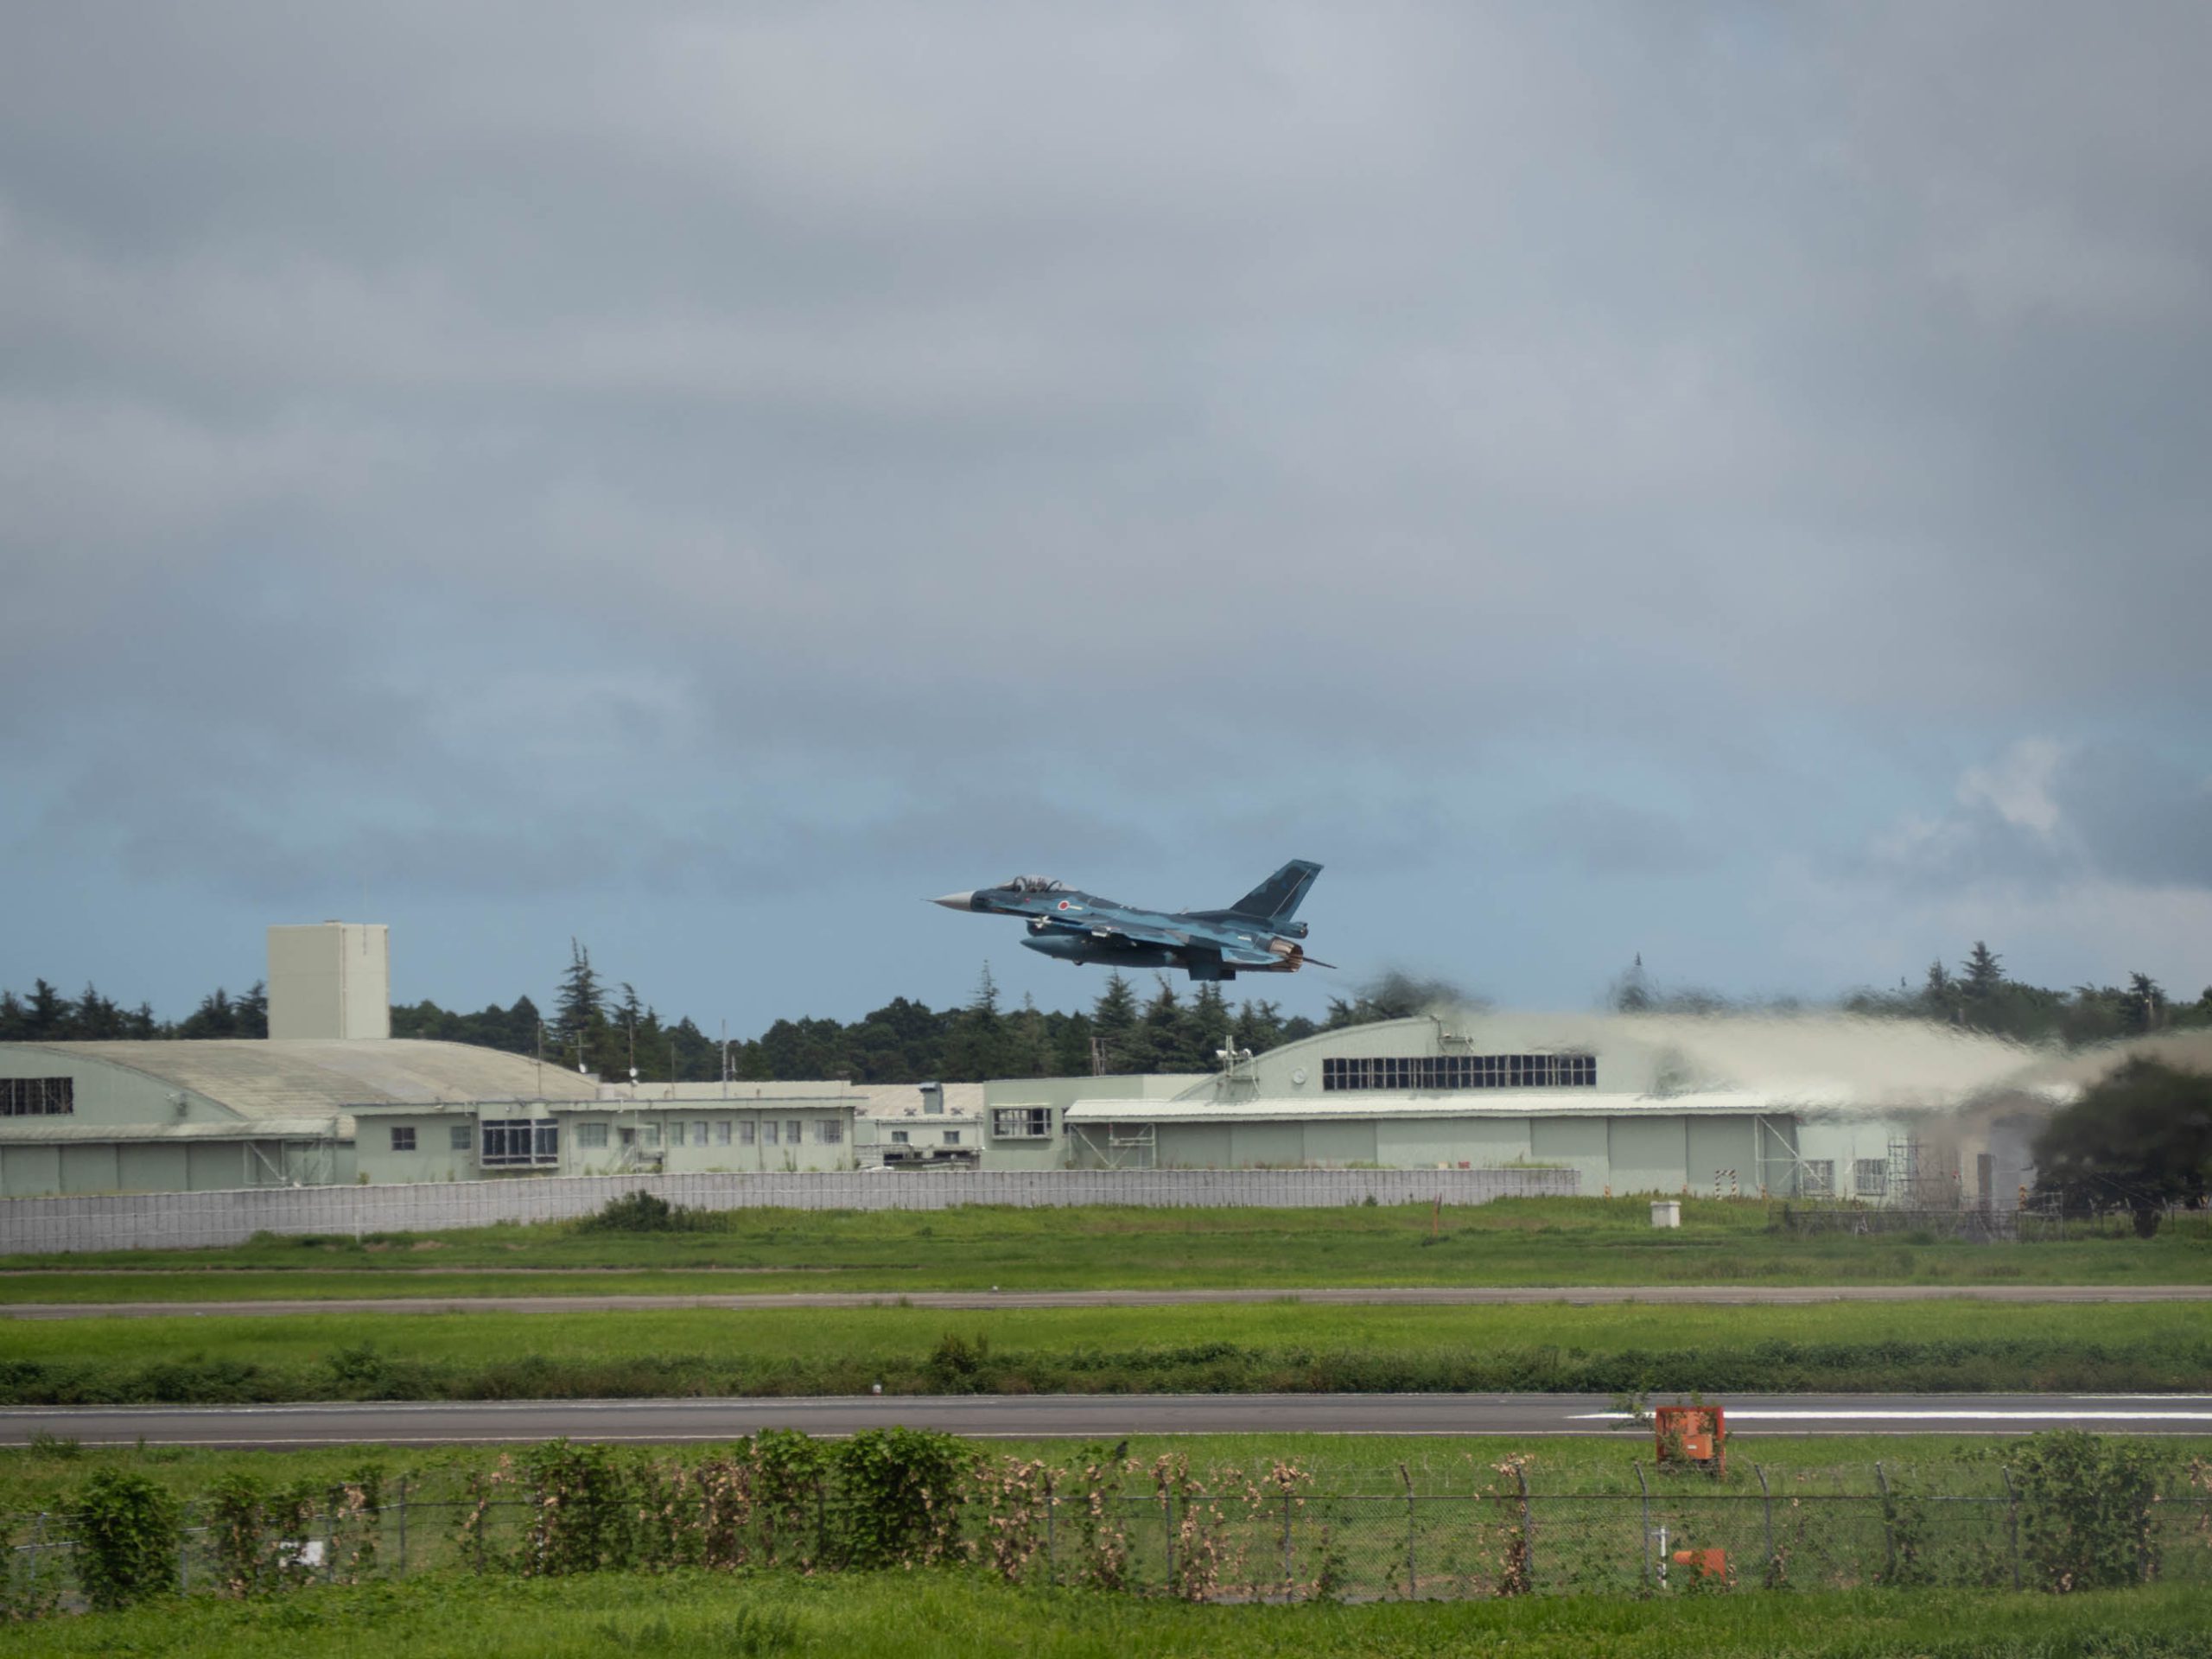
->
[396,1479,407,1575]
[2000,1466,2021,1591]
[1516,1464,1535,1589]
[1399,1462,1417,1598]
[1280,1491,1294,1594]
[1755,1463,1775,1577]
[1874,1463,1897,1583]
[1163,1487,1175,1592]
[1043,1471,1056,1589]
[177,1508,189,1595]
[1634,1461,1650,1590]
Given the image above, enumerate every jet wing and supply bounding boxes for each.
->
[1078,918,1190,950]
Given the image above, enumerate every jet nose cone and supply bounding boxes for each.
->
[931,892,977,911]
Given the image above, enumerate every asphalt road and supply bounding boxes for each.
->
[6,1284,2209,1319]
[5,1393,2209,1447]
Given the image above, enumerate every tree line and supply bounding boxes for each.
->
[1613,942,2212,1046]
[7,942,2207,1083]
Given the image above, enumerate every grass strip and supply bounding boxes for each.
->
[3,1300,2205,1402]
[5,1569,2211,1657]
[8,1432,2211,1512]
[2,1198,2205,1300]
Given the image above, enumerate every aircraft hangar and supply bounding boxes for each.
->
[978,1010,2067,1204]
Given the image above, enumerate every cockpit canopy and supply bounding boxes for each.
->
[1001,874,1071,893]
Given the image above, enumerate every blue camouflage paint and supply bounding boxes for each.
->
[931,860,1328,982]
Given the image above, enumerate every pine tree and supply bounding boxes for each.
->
[1090,973,1139,1073]
[1961,943,2005,998]
[1612,953,1654,1013]
[2127,972,2167,1034]
[26,980,67,1038]
[944,964,1007,1081]
[1231,998,1286,1053]
[1190,984,1231,1062]
[1128,976,1198,1071]
[554,940,607,1076]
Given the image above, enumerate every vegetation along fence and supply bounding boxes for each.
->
[7,1431,2208,1618]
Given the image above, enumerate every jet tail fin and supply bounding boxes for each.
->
[1226,859,1322,924]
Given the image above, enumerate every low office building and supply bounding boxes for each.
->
[352,1081,869,1182]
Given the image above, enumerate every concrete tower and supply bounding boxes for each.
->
[267,923,391,1040]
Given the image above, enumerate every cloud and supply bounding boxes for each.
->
[1865,739,2212,894]
[3,4,2210,1015]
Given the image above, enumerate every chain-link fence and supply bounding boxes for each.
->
[10,1472,2209,1611]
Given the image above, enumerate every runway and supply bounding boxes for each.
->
[6,1283,2208,1319]
[5,1393,2209,1448]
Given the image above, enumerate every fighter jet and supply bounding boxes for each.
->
[931,860,1329,982]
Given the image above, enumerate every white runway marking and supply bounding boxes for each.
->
[1571,1408,2212,1422]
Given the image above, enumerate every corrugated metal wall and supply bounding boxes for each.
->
[0,1166,1580,1254]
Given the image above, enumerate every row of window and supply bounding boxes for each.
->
[482,1120,560,1168]
[0,1078,75,1116]
[1320,1054,1599,1092]
[889,1128,962,1145]
[571,1118,842,1149]
[991,1107,1052,1140]
[388,1117,847,1160]
[1799,1159,1891,1198]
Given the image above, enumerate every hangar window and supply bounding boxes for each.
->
[786,1120,803,1146]
[1321,1054,1597,1091]
[577,1122,610,1149]
[993,1107,1053,1139]
[892,1129,911,1145]
[481,1119,560,1167]
[741,1121,757,1145]
[1801,1160,1835,1198]
[1854,1159,1889,1198]
[449,1124,472,1151]
[389,1127,416,1152]
[0,1078,73,1116]
[818,1119,843,1145]
[690,1122,708,1147]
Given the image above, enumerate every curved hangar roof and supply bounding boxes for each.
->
[6,1039,603,1119]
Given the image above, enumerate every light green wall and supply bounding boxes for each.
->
[1226,1123,1305,1166]
[1158,1123,1233,1168]
[118,1144,190,1192]
[1605,1115,1687,1193]
[0,1047,239,1128]
[1301,1120,1377,1166]
[1529,1118,1610,1188]
[2,1146,60,1197]
[1685,1118,1758,1196]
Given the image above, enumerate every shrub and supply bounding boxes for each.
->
[70,1470,181,1611]
[927,1331,993,1391]
[2012,1429,2162,1591]
[575,1191,704,1233]
[520,1440,634,1574]
[836,1427,973,1568]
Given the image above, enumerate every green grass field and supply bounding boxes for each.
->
[4,1299,2206,1402]
[2,1198,2203,1302]
[7,1569,2210,1657]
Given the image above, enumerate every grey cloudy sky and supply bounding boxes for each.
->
[4,3,2210,1029]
